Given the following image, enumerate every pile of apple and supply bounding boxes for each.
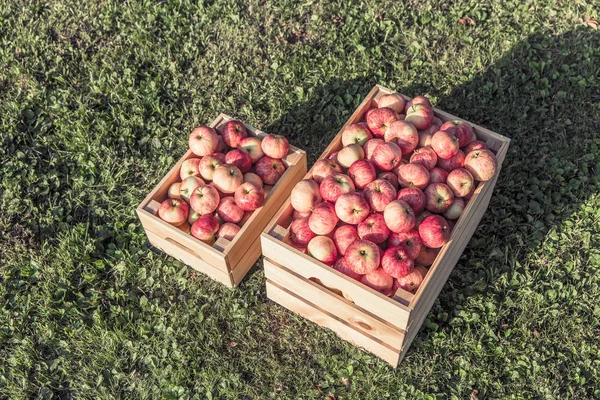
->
[288,93,497,296]
[156,120,290,244]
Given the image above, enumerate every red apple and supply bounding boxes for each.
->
[431,130,459,159]
[363,179,397,212]
[358,213,390,244]
[216,196,244,223]
[217,222,240,241]
[225,149,252,174]
[405,95,431,112]
[335,192,370,225]
[191,214,220,243]
[397,163,430,189]
[312,159,343,183]
[415,246,440,266]
[360,268,393,295]
[215,135,226,153]
[309,202,339,235]
[437,150,465,171]
[307,236,338,265]
[289,217,316,248]
[320,173,355,203]
[168,182,181,199]
[440,120,475,147]
[190,185,220,214]
[261,134,290,159]
[365,107,398,137]
[342,123,373,146]
[238,136,264,163]
[180,158,202,180]
[377,171,399,191]
[372,142,403,171]
[333,257,362,280]
[212,164,243,194]
[394,268,424,293]
[409,147,438,171]
[337,143,365,169]
[424,183,454,213]
[221,120,248,148]
[405,104,433,130]
[464,185,476,200]
[418,215,450,248]
[429,167,449,184]
[176,221,191,234]
[198,154,222,181]
[243,172,263,188]
[463,140,489,154]
[415,210,433,229]
[446,168,474,197]
[189,126,218,156]
[363,138,385,160]
[444,197,465,220]
[158,198,189,226]
[234,182,265,211]
[387,229,422,259]
[383,200,415,233]
[348,159,377,189]
[418,125,438,148]
[396,188,426,213]
[346,240,381,274]
[432,116,443,128]
[293,209,312,219]
[464,149,498,181]
[255,156,286,185]
[382,246,414,278]
[333,225,360,255]
[378,93,406,113]
[211,152,226,164]
[291,179,322,213]
[384,121,418,154]
[179,176,205,202]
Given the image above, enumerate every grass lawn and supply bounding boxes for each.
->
[1,0,600,398]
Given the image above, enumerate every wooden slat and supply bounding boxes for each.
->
[230,234,262,286]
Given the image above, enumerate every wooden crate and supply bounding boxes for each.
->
[261,85,510,366]
[137,114,307,288]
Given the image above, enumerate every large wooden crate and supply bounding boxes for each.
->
[261,85,510,366]
[137,114,307,288]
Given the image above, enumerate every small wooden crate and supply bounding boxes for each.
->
[261,85,510,366]
[137,114,307,288]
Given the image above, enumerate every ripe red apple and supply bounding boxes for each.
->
[418,215,450,248]
[387,229,422,259]
[431,130,459,160]
[342,123,373,146]
[225,149,252,174]
[365,107,398,137]
[180,158,202,180]
[333,225,360,255]
[415,246,439,266]
[405,104,433,130]
[333,257,362,280]
[239,210,252,226]
[337,143,365,169]
[191,214,220,243]
[312,159,343,183]
[307,236,338,265]
[432,116,443,128]
[289,217,316,248]
[234,182,264,211]
[190,185,220,214]
[463,140,489,154]
[424,183,454,213]
[464,149,498,181]
[197,154,222,182]
[364,179,397,212]
[221,120,248,148]
[383,200,415,233]
[176,221,191,234]
[217,222,240,241]
[346,239,381,274]
[261,134,290,159]
[377,171,399,190]
[189,126,218,156]
[212,164,243,194]
[409,147,438,170]
[446,168,474,197]
[363,138,385,160]
[397,163,430,189]
[394,268,424,293]
[440,120,475,147]
[405,95,431,112]
[348,159,377,189]
[378,93,406,113]
[437,149,465,172]
[320,173,355,203]
[158,198,189,226]
[396,188,426,213]
[372,142,403,171]
[179,176,205,202]
[335,192,370,225]
[384,121,418,155]
[382,246,414,278]
[418,125,437,148]
[215,135,226,153]
[293,209,312,219]
[255,156,286,185]
[429,167,449,184]
[415,210,432,229]
[216,196,244,223]
[238,136,264,163]
[360,268,393,295]
[168,182,181,199]
[309,202,339,235]
[211,152,226,163]
[358,213,390,244]
[243,172,263,188]
[291,179,322,213]
[444,197,465,220]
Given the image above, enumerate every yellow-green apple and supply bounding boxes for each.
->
[158,198,189,226]
[189,126,219,156]
[217,222,240,241]
[307,236,338,265]
[234,182,265,211]
[463,140,489,154]
[188,210,201,225]
[190,185,220,214]
[365,107,398,137]
[333,225,360,255]
[221,120,248,148]
[364,179,397,212]
[198,154,223,181]
[179,176,205,202]
[405,104,433,130]
[418,125,438,147]
[415,246,439,266]
[346,239,381,274]
[363,138,385,160]
[358,213,390,244]
[440,120,475,147]
[424,183,454,213]
[404,95,431,112]
[309,202,339,235]
[382,246,414,278]
[225,149,252,174]
[393,268,424,293]
[238,136,264,163]
[293,209,312,219]
[342,123,373,146]
[312,159,343,184]
[429,167,449,184]
[397,187,426,213]
[215,135,226,153]
[191,214,220,243]
[320,173,355,203]
[337,143,365,169]
[360,268,393,295]
[378,93,406,114]
[384,120,419,154]
[383,200,415,233]
[243,172,263,188]
[261,134,290,159]
[216,196,244,223]
[291,179,321,213]
[348,159,376,189]
[418,215,450,248]
[444,197,465,220]
[437,149,465,171]
[168,182,181,199]
[377,171,399,190]
[387,229,422,259]
[212,164,243,194]
[447,168,474,197]
[176,221,191,234]
[335,192,370,225]
[397,163,430,189]
[333,257,362,280]
[409,147,438,170]
[372,142,403,171]
[431,130,459,159]
[180,158,202,180]
[464,149,497,181]
[255,156,286,185]
[289,217,316,248]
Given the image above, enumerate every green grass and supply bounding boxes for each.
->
[1,0,600,398]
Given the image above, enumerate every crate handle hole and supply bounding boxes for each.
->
[308,277,354,303]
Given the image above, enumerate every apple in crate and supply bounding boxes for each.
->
[431,130,460,160]
[213,164,243,194]
[191,214,220,244]
[393,268,424,293]
[415,246,440,266]
[333,225,360,255]
[440,120,475,147]
[429,167,449,184]
[190,185,220,215]
[176,221,191,234]
[366,107,398,137]
[225,149,252,174]
[360,268,393,296]
[397,163,430,189]
[189,126,219,156]
[396,188,425,213]
[437,150,465,171]
[216,196,244,224]
[463,140,489,154]
[342,123,373,146]
[289,218,316,248]
[372,142,403,171]
[464,149,498,181]
[309,202,339,235]
[363,138,384,160]
[388,229,422,260]
[348,159,376,189]
[312,159,343,183]
[346,239,381,274]
[444,197,466,220]
[158,198,189,227]
[243,172,263,188]
[255,156,286,185]
[218,222,240,241]
[410,147,438,170]
[335,192,370,225]
[383,200,415,233]
[188,210,201,225]
[377,171,399,190]
[238,136,264,163]
[337,143,365,169]
[358,213,390,244]
[424,183,454,213]
[221,120,247,148]
[180,158,202,180]
[198,154,223,181]
[320,173,355,203]
[377,93,405,114]
[384,121,418,154]
[363,179,396,212]
[447,168,474,197]
[234,182,265,211]
[333,257,362,280]
[179,176,205,202]
[307,236,338,265]
[261,134,289,159]
[418,215,450,248]
[291,179,322,213]
[382,246,414,278]
[168,182,181,199]
[405,95,431,111]
[418,125,437,148]
[405,104,433,130]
